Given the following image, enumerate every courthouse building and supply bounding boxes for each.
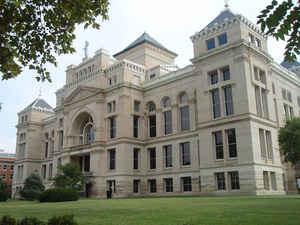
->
[12,6,300,198]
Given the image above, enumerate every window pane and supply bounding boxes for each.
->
[180,106,190,131]
[182,177,192,192]
[164,110,172,135]
[149,148,156,169]
[133,180,140,193]
[227,128,237,158]
[164,145,172,168]
[206,38,215,50]
[133,148,139,169]
[216,172,226,190]
[224,86,234,116]
[211,89,221,118]
[218,33,227,46]
[214,131,224,159]
[165,178,173,192]
[229,171,240,190]
[109,149,116,169]
[181,142,190,166]
[133,116,139,138]
[210,70,218,85]
[149,115,156,137]
[222,67,230,81]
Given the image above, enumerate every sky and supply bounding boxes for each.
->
[0,0,291,153]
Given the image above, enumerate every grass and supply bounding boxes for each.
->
[1,195,300,225]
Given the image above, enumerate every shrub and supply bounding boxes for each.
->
[0,180,9,202]
[0,216,16,225]
[18,217,44,225]
[39,188,79,202]
[47,215,77,225]
[20,173,45,201]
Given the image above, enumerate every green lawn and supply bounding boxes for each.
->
[1,195,300,225]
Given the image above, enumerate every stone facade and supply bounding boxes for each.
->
[12,7,300,198]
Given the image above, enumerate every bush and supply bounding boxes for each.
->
[47,215,77,225]
[0,180,9,202]
[39,188,79,202]
[0,216,16,225]
[20,173,45,201]
[18,217,44,225]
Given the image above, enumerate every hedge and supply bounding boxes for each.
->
[39,188,79,202]
[0,215,77,225]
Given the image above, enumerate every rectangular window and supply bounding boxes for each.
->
[224,86,234,116]
[254,67,259,81]
[226,128,237,158]
[45,142,48,158]
[249,33,255,43]
[49,163,53,178]
[42,164,47,179]
[164,145,172,168]
[209,70,218,85]
[270,172,277,190]
[284,104,289,120]
[58,131,64,147]
[134,100,140,112]
[84,155,90,172]
[263,171,269,190]
[109,117,116,139]
[133,148,139,170]
[148,179,156,193]
[133,115,139,138]
[164,178,173,192]
[206,38,215,50]
[261,89,269,119]
[149,115,156,137]
[182,177,192,192]
[108,149,116,170]
[287,91,292,102]
[265,131,273,159]
[259,70,266,84]
[164,110,172,135]
[107,180,116,193]
[256,38,261,48]
[180,106,190,131]
[259,129,267,158]
[216,172,226,190]
[133,180,140,193]
[229,171,240,190]
[222,67,230,81]
[282,88,287,100]
[255,86,262,117]
[107,102,112,113]
[218,33,227,46]
[180,142,191,166]
[211,89,221,119]
[149,148,156,169]
[214,131,224,160]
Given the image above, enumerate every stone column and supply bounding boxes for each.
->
[171,104,178,134]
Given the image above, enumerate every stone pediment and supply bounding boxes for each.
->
[64,86,102,104]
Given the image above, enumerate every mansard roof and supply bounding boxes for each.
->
[280,61,300,69]
[22,98,53,113]
[113,32,177,57]
[201,8,236,32]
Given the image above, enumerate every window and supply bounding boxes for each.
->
[45,142,48,158]
[255,38,261,48]
[11,165,14,170]
[211,89,221,119]
[282,88,287,100]
[108,149,116,170]
[249,33,255,43]
[263,171,269,190]
[58,130,64,147]
[107,101,116,113]
[229,171,240,190]
[272,83,276,94]
[149,115,156,137]
[49,163,53,178]
[259,70,266,84]
[209,70,218,85]
[164,178,173,192]
[224,86,234,116]
[149,148,156,169]
[148,179,156,193]
[182,177,192,192]
[133,115,139,138]
[180,142,191,166]
[290,106,294,119]
[42,164,47,179]
[222,67,230,81]
[284,104,289,120]
[164,145,172,168]
[261,89,269,119]
[218,33,227,46]
[59,118,64,127]
[164,110,172,135]
[3,165,7,170]
[255,86,262,117]
[206,38,215,50]
[148,102,156,112]
[107,180,116,193]
[270,172,277,190]
[133,148,139,170]
[215,172,226,190]
[162,97,171,108]
[84,155,90,172]
[226,128,237,158]
[133,180,140,193]
[259,129,267,158]
[179,93,188,104]
[180,106,190,131]
[265,131,273,159]
[134,101,140,112]
[287,91,292,103]
[109,117,116,138]
[214,131,224,160]
[150,74,156,79]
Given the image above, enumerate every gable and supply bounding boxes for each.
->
[64,86,102,104]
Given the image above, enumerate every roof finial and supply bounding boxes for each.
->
[224,0,229,8]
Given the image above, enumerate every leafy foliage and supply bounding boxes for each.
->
[20,173,45,201]
[0,0,110,82]
[53,163,86,191]
[47,215,77,225]
[18,217,44,225]
[0,180,9,202]
[257,0,300,62]
[39,188,79,202]
[0,216,16,225]
[279,117,300,166]
[0,215,78,225]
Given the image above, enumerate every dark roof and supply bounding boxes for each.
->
[113,32,177,57]
[201,8,236,32]
[23,98,53,112]
[280,61,300,69]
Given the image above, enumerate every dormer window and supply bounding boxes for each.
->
[206,38,215,50]
[218,33,227,46]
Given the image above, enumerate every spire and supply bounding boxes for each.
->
[224,0,229,9]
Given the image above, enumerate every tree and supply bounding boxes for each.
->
[53,163,86,191]
[279,117,300,166]
[0,0,110,82]
[257,0,300,62]
[0,180,9,202]
[20,173,45,200]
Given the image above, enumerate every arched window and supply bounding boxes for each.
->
[147,102,156,137]
[162,97,172,135]
[162,97,171,108]
[178,92,190,131]
[80,115,94,145]
[148,101,156,112]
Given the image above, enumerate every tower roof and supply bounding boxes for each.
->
[113,32,177,57]
[280,61,300,69]
[201,8,236,32]
[22,98,53,113]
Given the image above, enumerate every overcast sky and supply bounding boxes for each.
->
[0,0,291,153]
